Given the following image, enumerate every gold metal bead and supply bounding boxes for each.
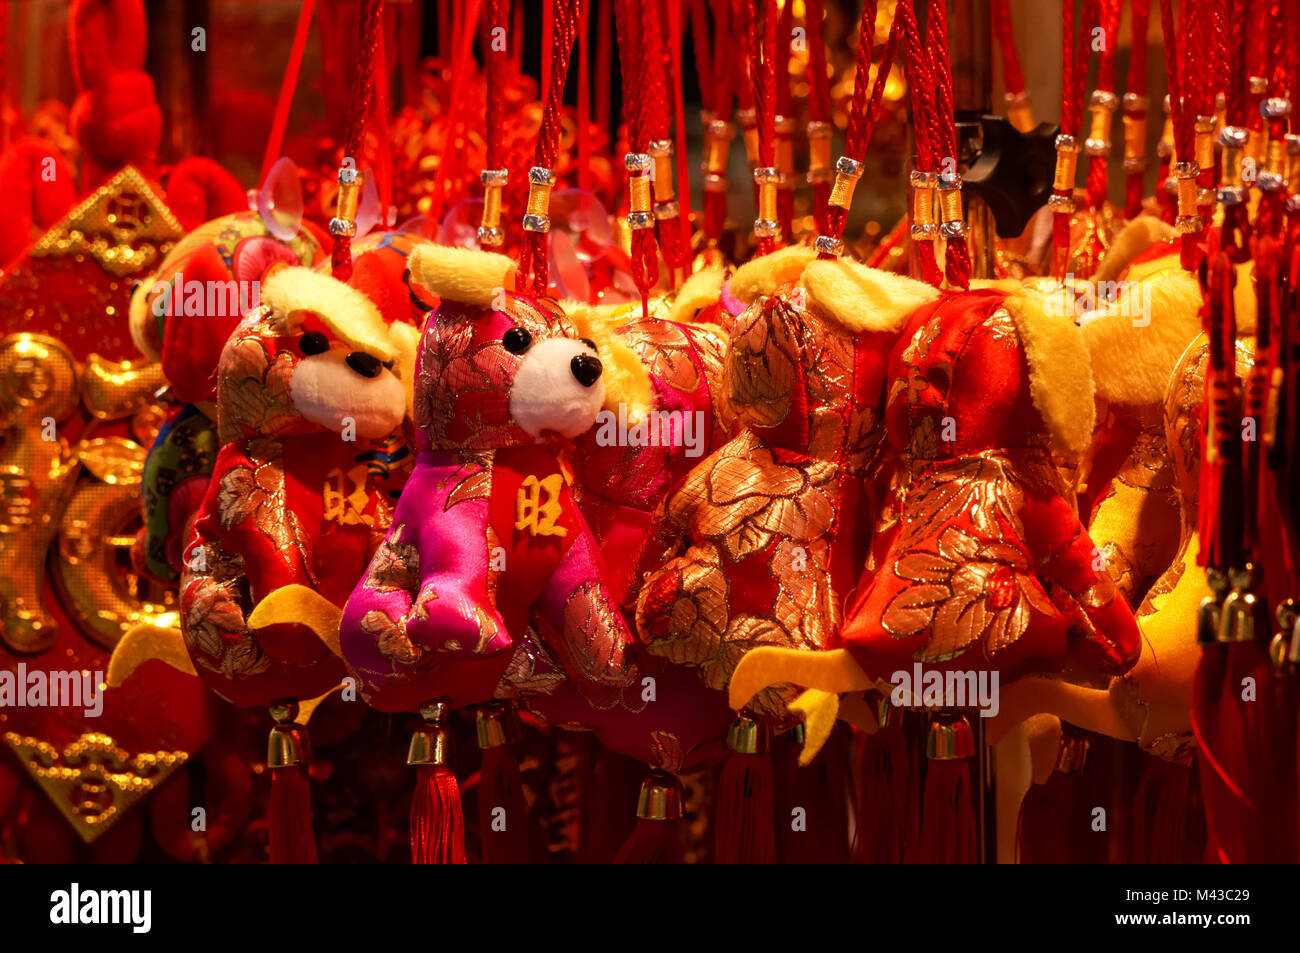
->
[725,713,769,755]
[267,700,306,769]
[635,770,684,820]
[408,698,454,766]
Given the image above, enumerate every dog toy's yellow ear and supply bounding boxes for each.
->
[261,266,396,362]
[407,244,518,307]
[668,266,725,324]
[387,320,422,421]
[800,257,939,334]
[730,245,817,305]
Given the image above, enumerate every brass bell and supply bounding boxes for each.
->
[1197,567,1231,643]
[408,698,454,767]
[267,699,307,769]
[635,770,684,821]
[1271,599,1299,673]
[1054,723,1091,774]
[1217,563,1270,644]
[876,691,905,730]
[725,712,770,755]
[925,710,975,760]
[475,701,522,750]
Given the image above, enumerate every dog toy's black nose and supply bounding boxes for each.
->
[346,351,384,378]
[570,353,602,387]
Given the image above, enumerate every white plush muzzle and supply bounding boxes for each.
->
[509,337,604,439]
[290,350,405,439]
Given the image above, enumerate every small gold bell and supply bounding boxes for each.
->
[1270,599,1299,673]
[1054,724,1091,774]
[408,698,454,767]
[1218,564,1270,644]
[725,712,769,755]
[475,701,522,750]
[1197,567,1231,644]
[925,710,976,760]
[267,699,306,769]
[635,770,684,821]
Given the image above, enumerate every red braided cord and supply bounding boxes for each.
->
[896,0,942,286]
[577,0,591,192]
[520,0,582,295]
[846,1,882,160]
[748,0,779,255]
[691,0,714,115]
[775,0,795,242]
[701,0,732,244]
[486,0,509,171]
[824,4,899,245]
[923,0,970,288]
[806,0,832,233]
[641,0,684,282]
[732,0,756,115]
[1085,0,1120,210]
[613,0,659,305]
[1227,0,1249,123]
[331,0,383,281]
[667,0,692,274]
[805,0,830,124]
[1124,0,1152,218]
[990,0,1025,96]
[1255,0,1288,236]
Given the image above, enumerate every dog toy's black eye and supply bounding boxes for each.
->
[502,327,532,354]
[580,337,597,351]
[346,352,383,378]
[298,331,330,356]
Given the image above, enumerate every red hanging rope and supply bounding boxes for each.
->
[805,0,832,233]
[331,0,383,281]
[520,0,583,296]
[748,0,779,257]
[667,0,693,279]
[1123,0,1152,219]
[990,0,1025,99]
[1085,0,1120,211]
[1052,0,1097,278]
[261,0,316,189]
[924,0,971,289]
[896,0,942,286]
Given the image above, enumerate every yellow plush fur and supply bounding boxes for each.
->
[1004,290,1097,457]
[800,258,939,333]
[1081,267,1202,406]
[261,266,396,362]
[1093,215,1178,285]
[406,244,518,308]
[729,245,817,304]
[564,300,655,422]
[668,266,725,324]
[387,320,421,421]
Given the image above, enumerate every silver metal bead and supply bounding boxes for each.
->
[1218,125,1249,149]
[338,167,359,185]
[910,223,938,240]
[1122,92,1150,112]
[939,221,968,239]
[528,166,557,187]
[813,235,843,256]
[1047,193,1076,212]
[624,153,652,173]
[328,217,356,237]
[752,166,781,185]
[753,218,779,237]
[647,139,673,158]
[480,168,509,186]
[522,213,551,233]
[1217,185,1246,206]
[909,169,936,187]
[1054,133,1079,151]
[627,211,656,229]
[1089,90,1119,110]
[477,226,504,246]
[1174,213,1205,234]
[836,155,864,177]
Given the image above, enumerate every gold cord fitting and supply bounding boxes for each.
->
[807,121,833,184]
[522,166,557,233]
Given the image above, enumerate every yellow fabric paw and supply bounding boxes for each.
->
[247,585,344,659]
[729,647,873,711]
[789,688,840,765]
[107,620,196,687]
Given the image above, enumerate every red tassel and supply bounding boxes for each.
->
[614,818,685,864]
[614,770,685,864]
[775,724,850,863]
[918,712,977,864]
[1131,758,1206,863]
[411,765,466,864]
[919,757,976,864]
[853,715,914,863]
[714,716,776,864]
[1015,726,1105,863]
[579,742,643,863]
[476,703,532,864]
[268,765,317,865]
